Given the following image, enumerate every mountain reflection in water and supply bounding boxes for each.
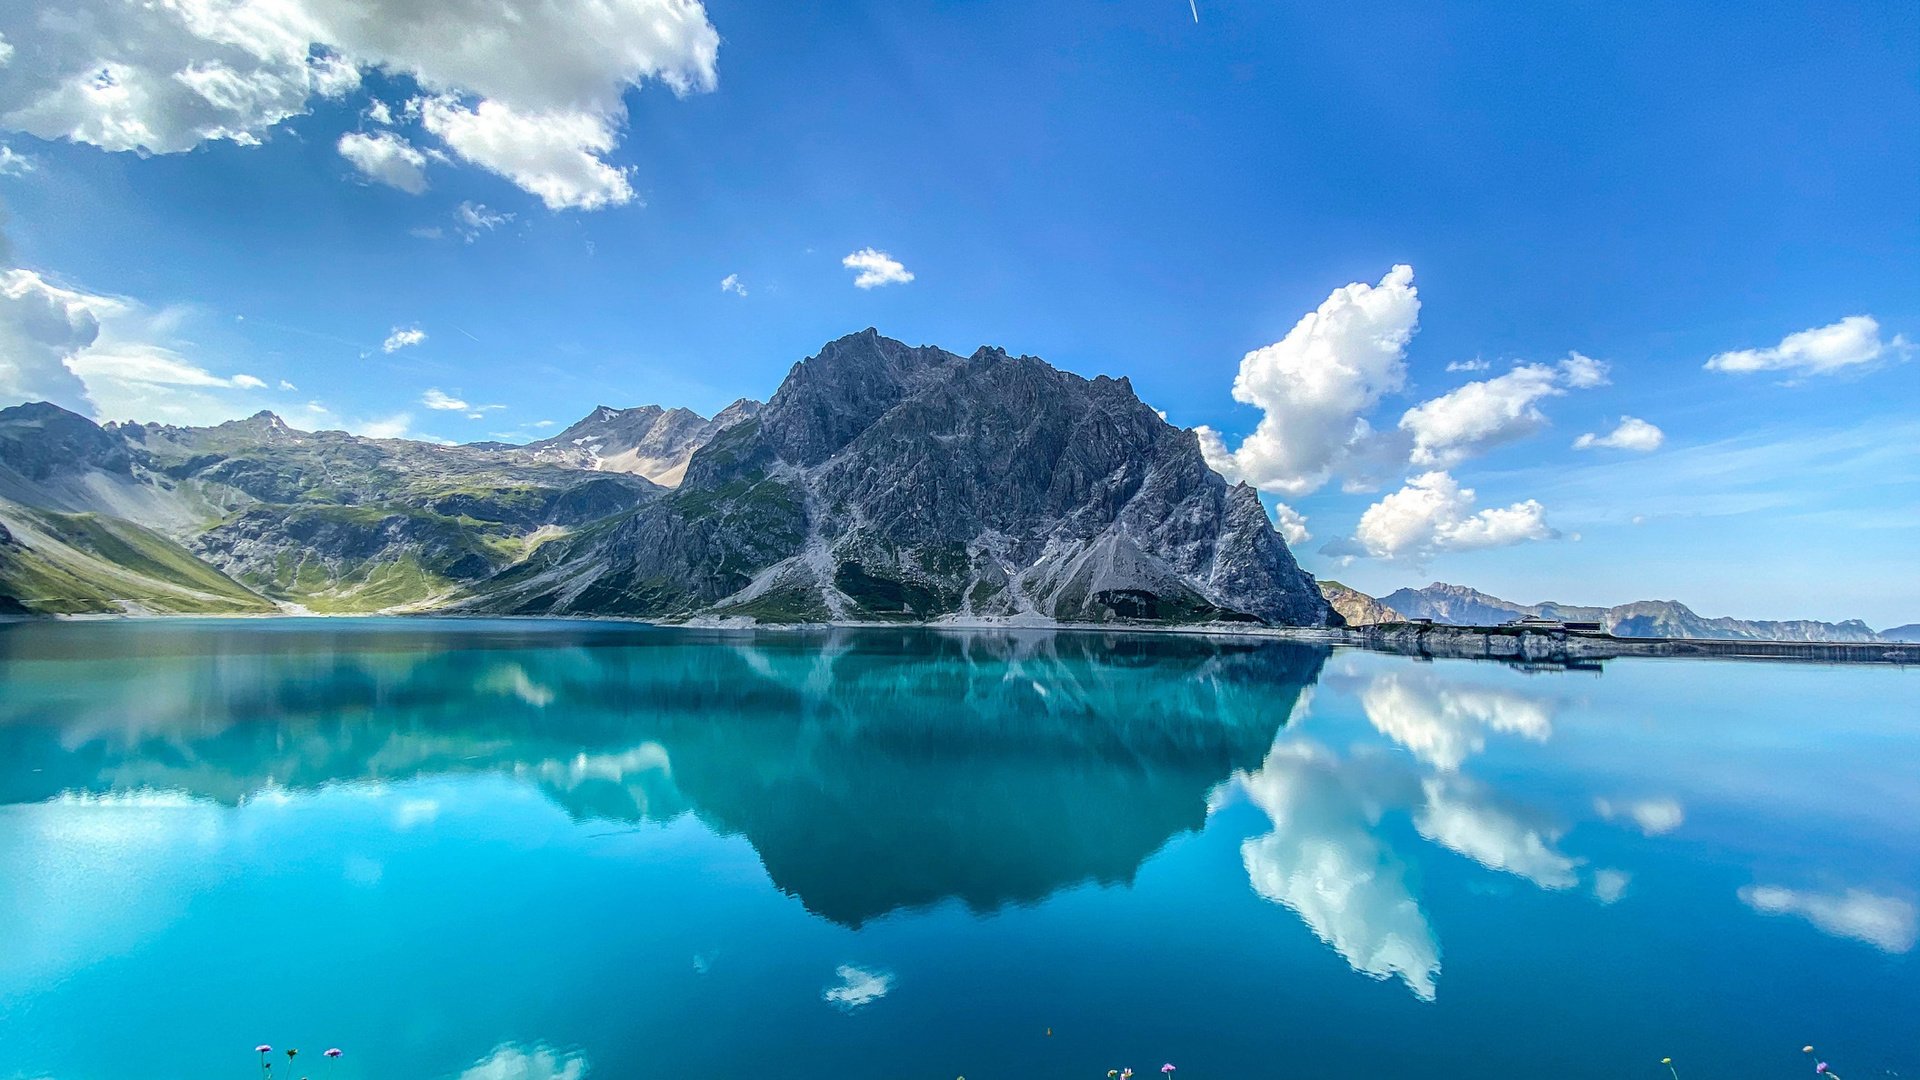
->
[0,620,1325,926]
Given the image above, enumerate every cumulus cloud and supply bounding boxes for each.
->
[3,267,282,423]
[1197,265,1420,496]
[1445,358,1489,373]
[842,248,914,289]
[0,0,720,207]
[1738,884,1916,953]
[1415,776,1581,889]
[1399,354,1609,468]
[822,965,893,1010]
[719,273,746,296]
[1344,471,1556,562]
[0,268,101,413]
[338,129,429,193]
[1573,416,1664,452]
[1237,741,1441,1001]
[1706,316,1910,376]
[419,96,632,210]
[421,388,468,410]
[383,326,425,352]
[458,1043,589,1080]
[1359,671,1553,771]
[1271,502,1310,544]
[1593,796,1684,836]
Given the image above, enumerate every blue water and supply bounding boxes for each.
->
[0,620,1913,1080]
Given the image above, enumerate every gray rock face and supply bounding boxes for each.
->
[0,402,134,481]
[474,330,1338,626]
[1383,581,1892,642]
[519,398,763,486]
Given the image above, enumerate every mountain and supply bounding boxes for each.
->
[1379,582,1533,626]
[516,398,762,486]
[0,402,663,613]
[1882,624,1920,642]
[465,330,1336,626]
[0,331,1335,627]
[1381,581,1889,642]
[1318,580,1403,625]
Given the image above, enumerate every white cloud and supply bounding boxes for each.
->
[1197,265,1420,496]
[1574,416,1664,452]
[1445,358,1489,373]
[355,412,414,439]
[383,326,426,352]
[0,0,719,207]
[1271,502,1310,544]
[822,965,893,1010]
[1400,354,1608,468]
[394,797,440,828]
[455,200,513,241]
[1738,884,1916,953]
[1706,315,1910,376]
[533,419,556,428]
[277,379,297,391]
[1347,471,1556,561]
[0,268,101,413]
[842,248,913,289]
[0,143,34,175]
[338,129,429,193]
[421,388,468,410]
[419,95,633,210]
[1237,741,1440,1001]
[1,269,279,423]
[1594,796,1684,836]
[458,1043,589,1080]
[1415,776,1581,889]
[365,98,394,125]
[1359,670,1553,771]
[719,273,746,296]
[1593,869,1631,905]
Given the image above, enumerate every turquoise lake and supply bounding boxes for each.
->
[0,619,1914,1080]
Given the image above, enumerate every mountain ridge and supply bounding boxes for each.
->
[0,330,1336,627]
[1377,581,1895,642]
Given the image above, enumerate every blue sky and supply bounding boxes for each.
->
[0,1,1916,623]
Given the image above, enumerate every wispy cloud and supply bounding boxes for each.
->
[1739,884,1916,953]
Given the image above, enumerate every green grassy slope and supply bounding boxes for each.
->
[0,502,276,614]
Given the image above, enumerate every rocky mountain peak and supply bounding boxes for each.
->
[0,401,133,480]
[482,330,1339,628]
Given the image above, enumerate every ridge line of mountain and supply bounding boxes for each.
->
[1329,580,1912,643]
[0,330,1337,628]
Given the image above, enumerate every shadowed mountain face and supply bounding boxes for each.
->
[0,621,1327,925]
[0,332,1331,627]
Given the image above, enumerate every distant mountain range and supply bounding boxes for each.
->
[1365,581,1906,643]
[0,330,1336,627]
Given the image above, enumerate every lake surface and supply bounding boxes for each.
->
[0,620,1914,1080]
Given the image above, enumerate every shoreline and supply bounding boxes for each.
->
[7,609,1918,665]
